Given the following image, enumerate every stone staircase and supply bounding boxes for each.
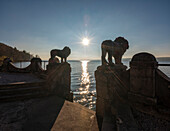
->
[0,81,47,101]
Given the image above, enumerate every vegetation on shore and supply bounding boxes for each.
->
[0,42,33,62]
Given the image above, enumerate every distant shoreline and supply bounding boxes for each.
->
[67,57,170,62]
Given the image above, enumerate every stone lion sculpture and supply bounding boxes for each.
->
[50,46,71,63]
[101,37,129,65]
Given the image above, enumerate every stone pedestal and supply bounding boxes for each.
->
[95,65,129,129]
[46,62,72,101]
[129,52,158,105]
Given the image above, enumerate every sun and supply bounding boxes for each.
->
[82,38,89,46]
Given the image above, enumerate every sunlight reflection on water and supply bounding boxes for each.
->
[72,60,97,110]
[81,60,90,90]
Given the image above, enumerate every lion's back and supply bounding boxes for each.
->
[101,39,127,56]
[101,40,113,50]
[51,49,62,57]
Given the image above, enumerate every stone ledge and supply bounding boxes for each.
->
[128,92,157,106]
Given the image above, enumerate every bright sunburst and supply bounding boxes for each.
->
[82,38,89,46]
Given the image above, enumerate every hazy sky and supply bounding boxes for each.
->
[0,0,170,60]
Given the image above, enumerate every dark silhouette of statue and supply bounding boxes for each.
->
[101,37,129,65]
[50,46,71,63]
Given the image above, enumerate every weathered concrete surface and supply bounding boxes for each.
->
[23,95,65,131]
[0,95,65,131]
[0,101,27,131]
[51,101,99,131]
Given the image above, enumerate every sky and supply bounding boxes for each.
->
[0,0,170,60]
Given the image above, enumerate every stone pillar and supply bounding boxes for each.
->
[128,52,158,105]
[46,62,73,101]
[1,58,12,72]
[30,58,42,72]
[95,65,129,129]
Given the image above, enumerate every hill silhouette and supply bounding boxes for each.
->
[0,42,33,62]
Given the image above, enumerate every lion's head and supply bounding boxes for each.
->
[114,37,129,50]
[63,46,71,57]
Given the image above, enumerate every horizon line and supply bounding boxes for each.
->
[41,56,170,61]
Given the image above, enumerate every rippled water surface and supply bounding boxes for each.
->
[70,60,99,110]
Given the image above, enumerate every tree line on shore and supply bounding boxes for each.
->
[0,42,34,62]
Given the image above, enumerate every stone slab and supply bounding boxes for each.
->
[51,101,99,131]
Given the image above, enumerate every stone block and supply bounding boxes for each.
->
[95,70,109,100]
[130,76,155,97]
[128,92,157,105]
[96,97,105,118]
[46,62,72,100]
[130,52,157,98]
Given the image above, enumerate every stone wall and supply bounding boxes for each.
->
[0,58,73,102]
[0,57,44,73]
[95,52,170,130]
[128,52,170,108]
[128,53,158,105]
[156,69,170,107]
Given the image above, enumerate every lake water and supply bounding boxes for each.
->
[14,58,170,110]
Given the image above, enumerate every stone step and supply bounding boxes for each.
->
[39,74,47,79]
[0,86,45,96]
[0,82,47,102]
[0,89,46,102]
[0,81,45,90]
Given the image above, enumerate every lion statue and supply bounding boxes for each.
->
[101,37,129,65]
[50,46,71,63]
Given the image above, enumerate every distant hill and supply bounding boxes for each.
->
[0,42,33,62]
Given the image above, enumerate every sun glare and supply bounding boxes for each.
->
[82,38,89,46]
